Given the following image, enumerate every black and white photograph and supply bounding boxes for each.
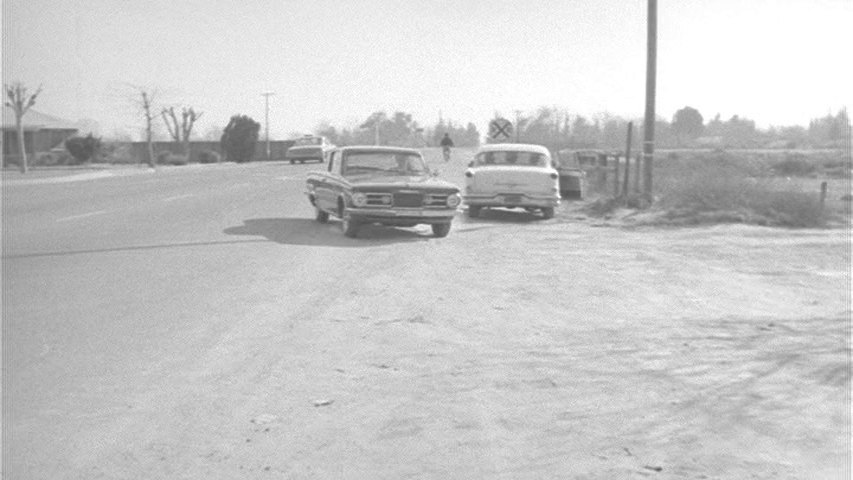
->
[2,0,851,478]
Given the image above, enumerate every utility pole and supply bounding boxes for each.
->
[261,91,275,160]
[642,0,657,201]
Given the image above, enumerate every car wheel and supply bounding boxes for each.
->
[289,160,295,165]
[315,207,329,223]
[541,207,555,219]
[432,223,451,238]
[341,215,360,238]
[468,206,481,218]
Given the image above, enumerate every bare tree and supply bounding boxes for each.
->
[161,106,202,161]
[133,87,158,167]
[4,82,43,173]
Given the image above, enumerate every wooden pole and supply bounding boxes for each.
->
[623,122,633,197]
[613,151,621,197]
[819,181,828,212]
[642,0,657,200]
[634,154,641,193]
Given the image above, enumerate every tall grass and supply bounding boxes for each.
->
[654,153,830,227]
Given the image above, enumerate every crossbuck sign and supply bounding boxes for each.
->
[488,118,513,141]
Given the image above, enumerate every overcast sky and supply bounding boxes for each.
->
[3,0,851,139]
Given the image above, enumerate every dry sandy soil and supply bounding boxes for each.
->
[218,217,850,480]
[4,150,851,479]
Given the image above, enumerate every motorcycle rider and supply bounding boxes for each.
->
[440,133,454,161]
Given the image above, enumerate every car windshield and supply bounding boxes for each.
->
[474,151,547,167]
[343,152,428,176]
[295,137,322,146]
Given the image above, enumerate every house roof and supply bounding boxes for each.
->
[1,106,79,131]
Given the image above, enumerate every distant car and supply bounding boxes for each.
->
[286,135,334,164]
[554,150,588,199]
[463,143,560,219]
[305,146,461,238]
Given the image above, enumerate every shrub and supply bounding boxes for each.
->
[772,154,816,177]
[197,149,221,164]
[156,151,189,166]
[34,149,74,166]
[654,154,827,227]
[65,134,102,164]
[221,115,260,163]
[100,143,135,164]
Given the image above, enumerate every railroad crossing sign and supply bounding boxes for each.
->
[489,117,513,141]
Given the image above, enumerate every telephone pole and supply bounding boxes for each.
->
[261,91,275,160]
[642,0,657,201]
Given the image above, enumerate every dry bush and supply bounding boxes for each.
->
[156,151,189,166]
[772,153,817,177]
[101,143,136,164]
[654,152,829,227]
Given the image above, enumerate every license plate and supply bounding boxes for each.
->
[395,210,422,216]
[502,195,522,203]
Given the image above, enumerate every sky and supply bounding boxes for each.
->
[3,0,851,140]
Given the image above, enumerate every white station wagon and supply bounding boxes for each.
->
[463,143,561,219]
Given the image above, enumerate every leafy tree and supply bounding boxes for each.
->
[4,82,43,173]
[672,106,704,145]
[220,115,260,163]
[722,115,757,148]
[808,108,849,146]
[65,134,102,164]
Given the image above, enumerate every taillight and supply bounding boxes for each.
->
[550,172,558,179]
[465,171,473,178]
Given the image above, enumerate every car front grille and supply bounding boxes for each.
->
[393,192,424,208]
[424,194,449,207]
[365,193,392,206]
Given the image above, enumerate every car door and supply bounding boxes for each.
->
[315,150,337,211]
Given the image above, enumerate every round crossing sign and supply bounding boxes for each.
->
[488,118,513,141]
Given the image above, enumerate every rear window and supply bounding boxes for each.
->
[474,151,547,167]
[295,137,322,146]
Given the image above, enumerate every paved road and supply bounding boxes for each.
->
[2,155,848,479]
[2,161,375,476]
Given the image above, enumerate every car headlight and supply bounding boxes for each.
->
[446,194,461,208]
[352,192,367,207]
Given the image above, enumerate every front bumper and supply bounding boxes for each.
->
[463,193,560,208]
[348,207,456,225]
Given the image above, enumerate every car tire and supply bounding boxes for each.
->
[468,206,481,218]
[341,215,360,238]
[315,207,329,223]
[290,160,295,165]
[432,223,451,238]
[541,207,555,219]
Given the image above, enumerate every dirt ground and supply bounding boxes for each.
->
[247,215,850,480]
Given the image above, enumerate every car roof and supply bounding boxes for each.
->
[338,145,421,155]
[476,143,551,155]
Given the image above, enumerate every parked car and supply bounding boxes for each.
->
[305,146,461,238]
[463,144,560,219]
[286,135,334,164]
[554,150,588,199]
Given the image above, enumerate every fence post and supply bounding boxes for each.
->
[623,122,633,197]
[820,181,828,212]
[634,153,641,193]
[613,153,621,197]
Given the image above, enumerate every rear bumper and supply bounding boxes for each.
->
[463,194,560,208]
